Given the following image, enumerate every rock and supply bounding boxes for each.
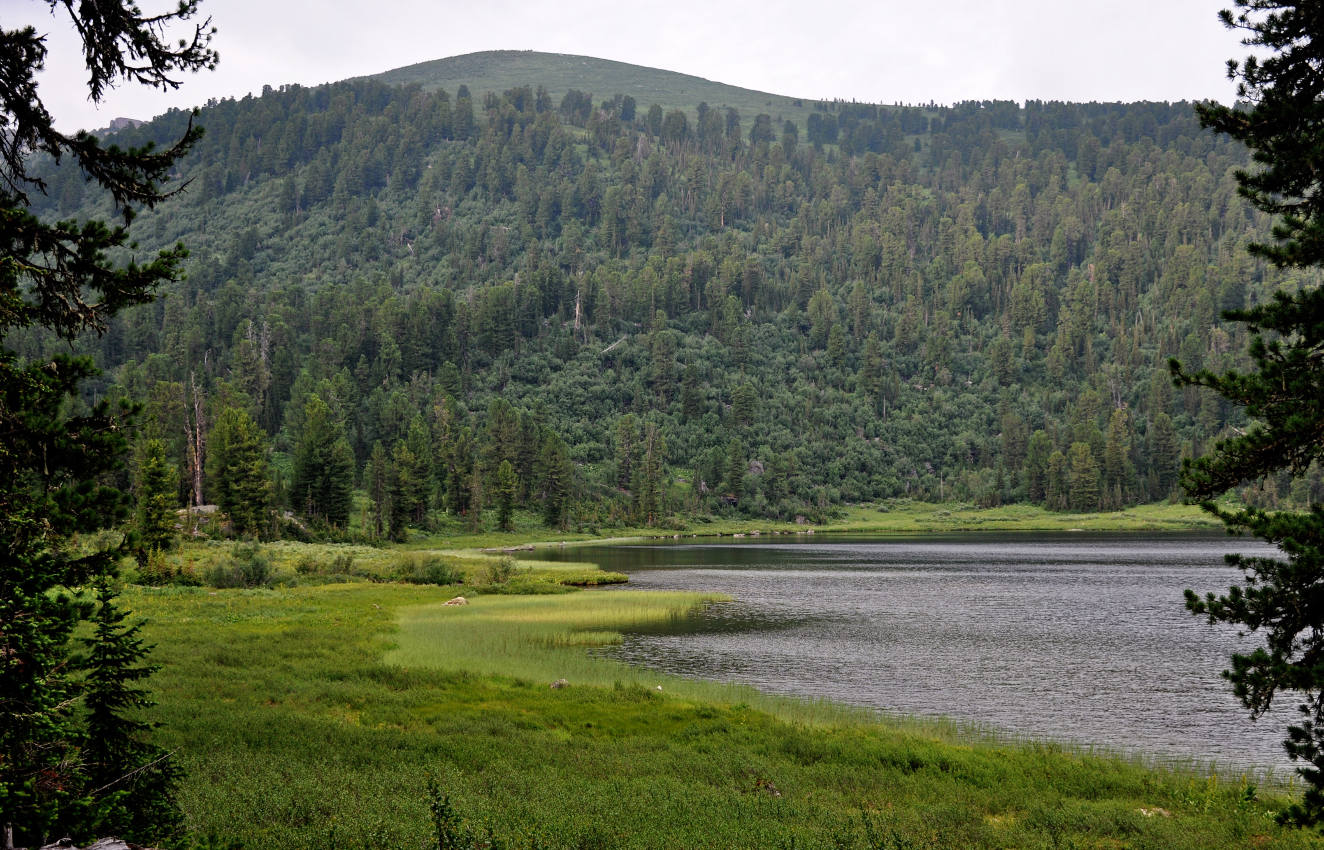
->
[38,840,139,850]
[444,596,468,606]
[550,678,569,689]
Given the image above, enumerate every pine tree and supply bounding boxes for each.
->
[538,432,572,529]
[207,406,272,537]
[496,460,517,532]
[636,425,666,526]
[80,581,183,843]
[0,5,213,842]
[1174,1,1324,825]
[1102,409,1133,510]
[1150,412,1179,498]
[368,441,391,540]
[1044,450,1069,512]
[133,439,179,563]
[1066,442,1100,512]
[291,395,354,528]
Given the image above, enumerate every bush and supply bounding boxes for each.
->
[481,556,517,586]
[206,542,272,588]
[296,551,358,578]
[397,554,465,586]
[135,548,176,586]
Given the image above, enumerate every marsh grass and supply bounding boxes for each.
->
[134,540,626,592]
[385,590,731,686]
[829,500,1220,533]
[125,582,1322,849]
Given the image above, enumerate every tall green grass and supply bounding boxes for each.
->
[124,582,1322,849]
[388,591,721,682]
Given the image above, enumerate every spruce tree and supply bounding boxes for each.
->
[207,406,272,537]
[1174,1,1324,826]
[291,394,354,528]
[80,581,183,843]
[0,3,213,844]
[496,460,517,532]
[537,432,572,529]
[133,439,179,563]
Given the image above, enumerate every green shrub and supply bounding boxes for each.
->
[397,554,465,586]
[136,548,176,586]
[206,542,272,588]
[481,556,517,586]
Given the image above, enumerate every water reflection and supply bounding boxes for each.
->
[548,533,1292,772]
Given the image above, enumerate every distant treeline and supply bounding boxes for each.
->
[19,74,1320,537]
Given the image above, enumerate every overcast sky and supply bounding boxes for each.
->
[10,0,1248,132]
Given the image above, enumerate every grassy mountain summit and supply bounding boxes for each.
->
[368,49,819,122]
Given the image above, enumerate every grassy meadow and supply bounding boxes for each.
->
[125,542,1324,849]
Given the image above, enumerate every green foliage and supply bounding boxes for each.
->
[28,36,1303,543]
[134,438,180,560]
[496,460,517,532]
[80,580,183,842]
[0,2,212,843]
[1177,0,1324,827]
[205,542,273,589]
[207,406,273,537]
[397,554,466,586]
[481,556,519,586]
[291,394,355,529]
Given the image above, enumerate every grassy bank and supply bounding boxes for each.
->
[409,499,1221,554]
[129,580,1318,849]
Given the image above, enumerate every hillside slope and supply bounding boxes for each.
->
[368,49,817,123]
[18,57,1307,535]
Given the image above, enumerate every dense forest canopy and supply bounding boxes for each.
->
[17,59,1319,534]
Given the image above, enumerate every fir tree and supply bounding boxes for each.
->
[0,3,213,844]
[291,395,354,528]
[207,406,272,537]
[133,439,179,563]
[495,460,517,532]
[80,581,183,843]
[1175,1,1324,826]
[537,432,572,529]
[368,441,391,540]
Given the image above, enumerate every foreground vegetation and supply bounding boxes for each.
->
[123,569,1320,849]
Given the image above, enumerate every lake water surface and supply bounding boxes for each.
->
[545,532,1293,773]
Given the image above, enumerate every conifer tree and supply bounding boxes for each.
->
[207,406,272,537]
[538,432,572,528]
[0,4,213,844]
[368,441,391,539]
[1066,442,1100,512]
[80,581,183,843]
[291,394,354,528]
[1174,1,1324,825]
[496,460,517,532]
[133,439,179,563]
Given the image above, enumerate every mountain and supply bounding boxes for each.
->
[368,50,819,125]
[18,55,1298,536]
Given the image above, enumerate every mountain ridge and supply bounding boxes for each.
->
[366,49,821,123]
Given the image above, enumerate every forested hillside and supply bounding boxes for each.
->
[18,56,1316,536]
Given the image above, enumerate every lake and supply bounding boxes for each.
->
[544,532,1293,774]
